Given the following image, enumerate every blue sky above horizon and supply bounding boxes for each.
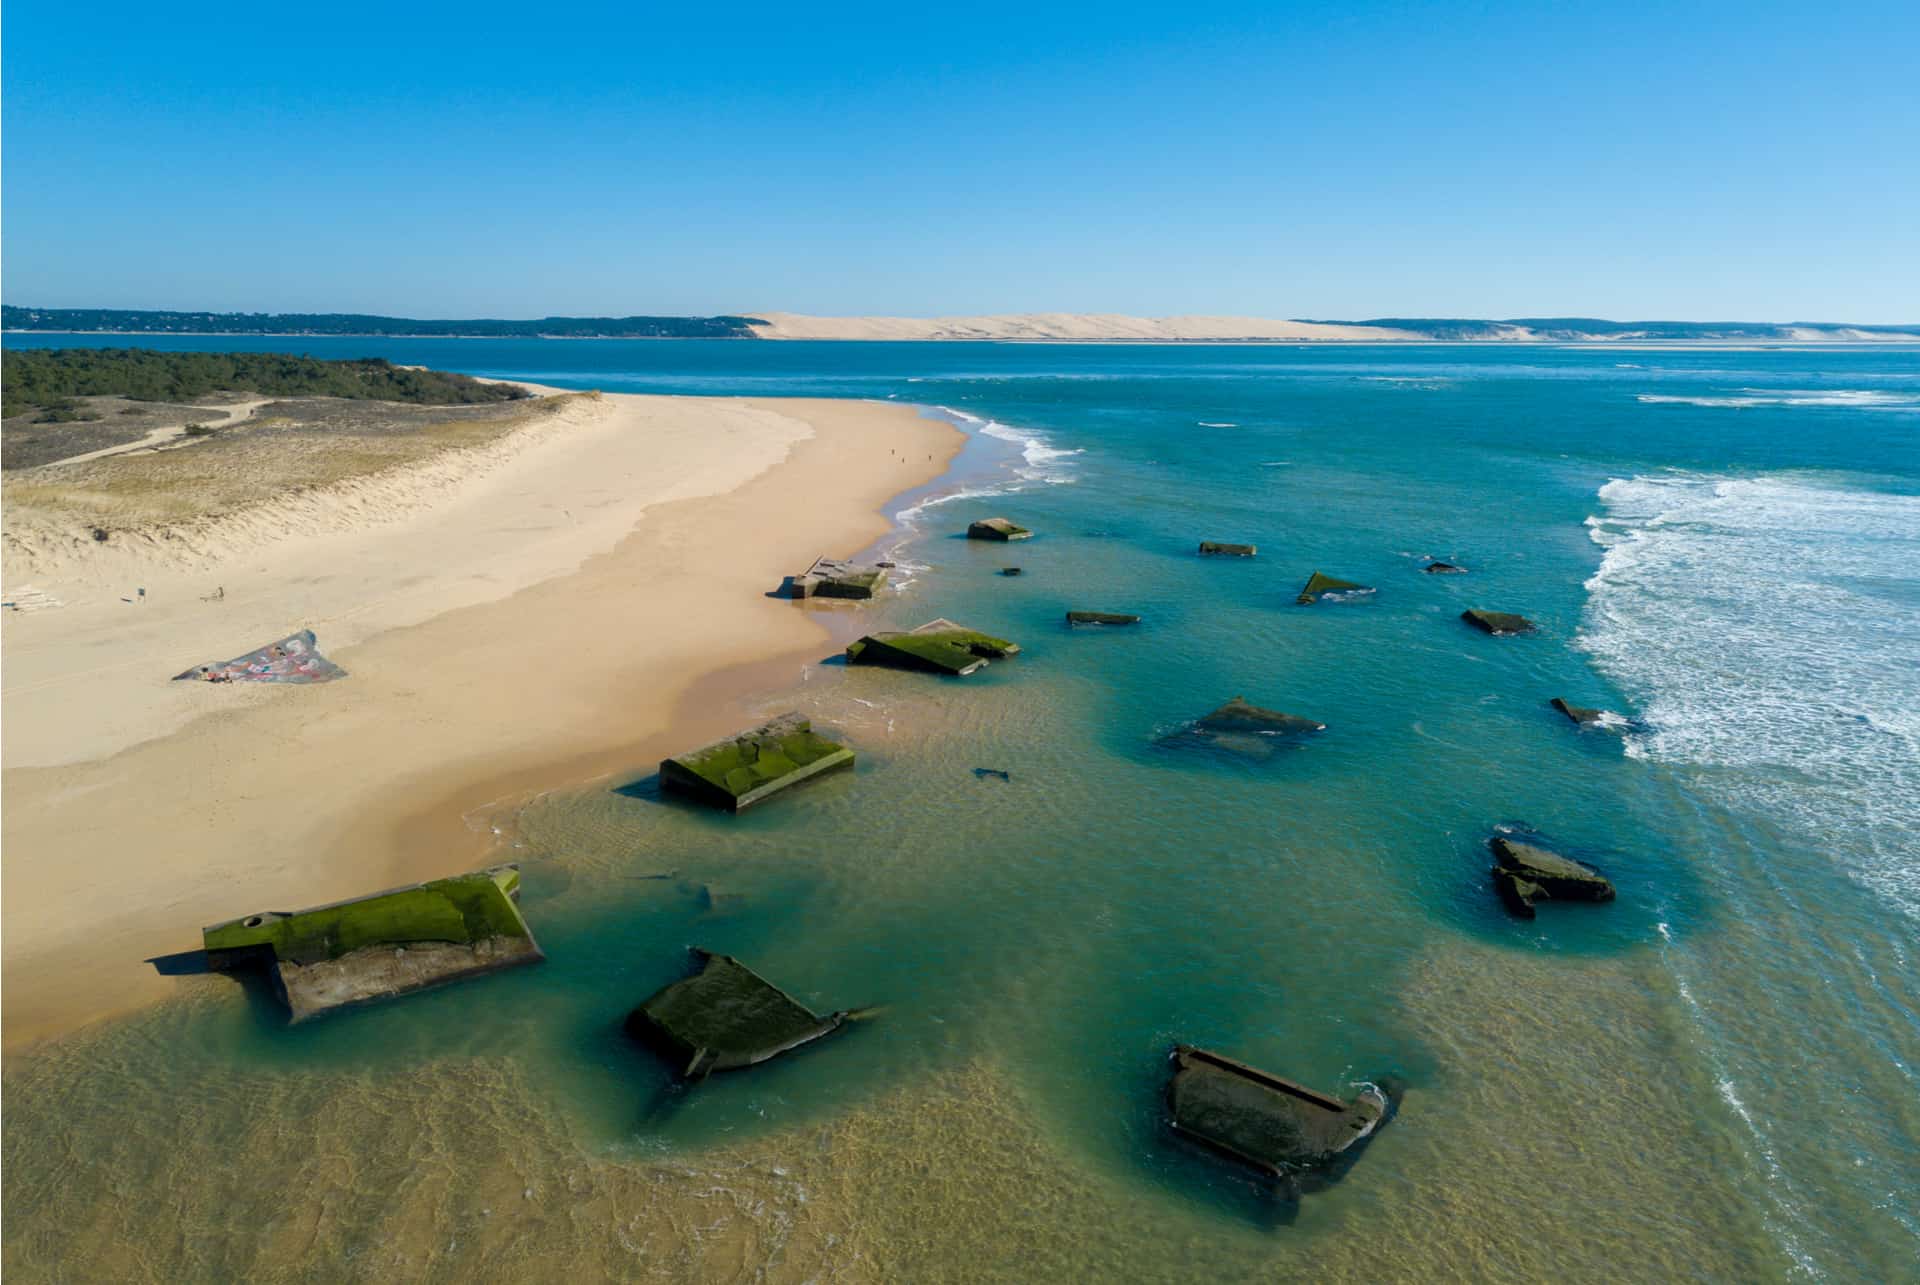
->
[4,1,1916,322]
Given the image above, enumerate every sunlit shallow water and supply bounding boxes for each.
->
[6,339,1918,1281]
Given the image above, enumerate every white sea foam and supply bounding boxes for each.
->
[1197,421,1239,428]
[975,419,1085,484]
[1579,474,1920,918]
[1637,389,1920,410]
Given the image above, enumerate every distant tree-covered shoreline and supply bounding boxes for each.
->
[1,307,765,338]
[1,348,531,418]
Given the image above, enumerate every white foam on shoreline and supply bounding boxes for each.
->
[1579,473,1920,919]
[1637,388,1920,410]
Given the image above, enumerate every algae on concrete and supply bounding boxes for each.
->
[1066,610,1140,625]
[1198,697,1325,736]
[1198,541,1256,556]
[781,556,888,600]
[967,517,1032,541]
[659,713,854,812]
[1167,1045,1388,1182]
[1489,833,1615,918]
[1462,609,1536,635]
[1296,571,1371,604]
[625,949,851,1079]
[1550,697,1610,725]
[846,618,1020,677]
[202,864,542,1022]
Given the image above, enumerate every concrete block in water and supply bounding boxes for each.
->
[202,864,542,1022]
[1423,560,1467,574]
[967,517,1032,541]
[1000,567,1024,577]
[1066,610,1140,625]
[1198,697,1325,736]
[660,713,854,812]
[1167,1045,1388,1181]
[846,618,1020,677]
[782,556,887,600]
[1489,833,1615,918]
[1550,697,1612,726]
[1198,541,1256,557]
[1461,609,1536,635]
[1296,571,1371,604]
[626,949,851,1080]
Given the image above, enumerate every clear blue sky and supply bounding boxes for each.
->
[4,1,1916,321]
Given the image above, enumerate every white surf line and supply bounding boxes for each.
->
[35,398,274,469]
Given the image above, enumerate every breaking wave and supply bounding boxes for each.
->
[1579,473,1920,917]
[1637,389,1920,410]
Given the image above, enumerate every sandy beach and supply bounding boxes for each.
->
[0,388,960,1049]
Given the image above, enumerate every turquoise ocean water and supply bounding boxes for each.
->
[5,338,1918,1281]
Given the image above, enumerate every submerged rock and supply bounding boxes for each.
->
[1489,833,1616,918]
[1422,560,1467,574]
[626,949,853,1080]
[1198,541,1257,557]
[1461,609,1536,635]
[999,567,1023,577]
[1166,1045,1388,1183]
[1066,610,1140,625]
[781,556,888,600]
[202,864,542,1022]
[974,767,1012,782]
[659,713,854,812]
[968,517,1032,541]
[1296,571,1372,604]
[1198,697,1326,736]
[846,618,1020,677]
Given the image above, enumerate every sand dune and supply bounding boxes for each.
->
[1,388,959,1046]
[747,311,1422,342]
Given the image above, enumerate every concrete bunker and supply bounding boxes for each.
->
[626,949,854,1080]
[846,618,1020,676]
[1198,541,1256,557]
[1461,609,1536,635]
[967,517,1032,541]
[659,713,855,812]
[1166,1045,1388,1185]
[1489,832,1616,918]
[1296,571,1372,604]
[781,557,888,600]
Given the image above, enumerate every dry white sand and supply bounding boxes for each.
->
[747,311,1423,341]
[0,389,960,1047]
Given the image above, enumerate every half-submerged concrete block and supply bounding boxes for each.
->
[1167,1046,1387,1183]
[1296,571,1372,604]
[660,713,854,812]
[968,517,1032,541]
[1198,541,1256,557]
[1422,560,1467,574]
[1199,697,1325,736]
[1489,833,1616,919]
[782,557,888,600]
[202,864,542,1022]
[1461,609,1536,635]
[1067,610,1140,625]
[626,949,852,1080]
[846,618,1020,677]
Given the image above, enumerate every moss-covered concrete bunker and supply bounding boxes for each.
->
[846,618,1020,676]
[1550,697,1608,725]
[626,949,852,1080]
[781,556,888,600]
[659,713,854,812]
[1198,541,1256,557]
[202,864,542,1022]
[967,517,1032,541]
[1461,609,1536,635]
[1489,833,1616,919]
[1167,1046,1388,1182]
[1296,571,1371,604]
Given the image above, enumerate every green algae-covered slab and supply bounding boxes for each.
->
[1198,541,1256,557]
[626,949,851,1079]
[202,864,541,1022]
[1066,610,1140,625]
[1199,697,1325,736]
[1296,571,1372,604]
[660,713,854,812]
[1167,1046,1388,1182]
[1462,609,1535,635]
[782,556,887,600]
[1489,833,1615,919]
[968,517,1032,541]
[846,617,1020,677]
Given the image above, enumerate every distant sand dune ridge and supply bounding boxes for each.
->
[746,311,1423,342]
